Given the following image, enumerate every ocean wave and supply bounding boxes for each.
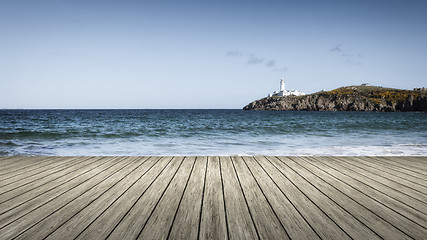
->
[1,109,426,156]
[283,145,427,156]
[395,143,427,147]
[0,140,21,147]
[0,130,146,140]
[3,142,424,156]
[0,131,65,139]
[0,150,10,156]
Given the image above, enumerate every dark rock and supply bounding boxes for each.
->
[243,85,427,112]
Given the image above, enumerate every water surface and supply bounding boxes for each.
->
[0,109,426,156]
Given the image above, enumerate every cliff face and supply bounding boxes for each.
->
[243,86,427,112]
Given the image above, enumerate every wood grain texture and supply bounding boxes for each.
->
[324,156,427,209]
[284,156,412,240]
[267,156,381,240]
[243,156,319,240]
[105,156,185,240]
[0,156,424,240]
[220,156,258,239]
[232,156,289,239]
[302,157,427,229]
[45,157,160,240]
[0,156,97,203]
[0,156,134,239]
[254,156,351,239]
[0,156,63,184]
[198,156,228,240]
[375,156,427,173]
[137,156,196,239]
[0,156,56,176]
[338,156,427,193]
[293,157,425,239]
[354,156,427,186]
[75,156,174,240]
[168,156,207,240]
[0,156,115,228]
[16,157,148,240]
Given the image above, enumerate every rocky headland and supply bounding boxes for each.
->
[243,85,427,112]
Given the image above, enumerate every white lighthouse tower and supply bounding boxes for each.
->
[269,75,306,97]
[280,77,285,92]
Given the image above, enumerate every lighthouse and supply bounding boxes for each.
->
[269,76,306,97]
[280,77,285,92]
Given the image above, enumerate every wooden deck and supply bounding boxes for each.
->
[0,156,426,239]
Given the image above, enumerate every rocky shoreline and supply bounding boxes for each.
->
[243,85,427,112]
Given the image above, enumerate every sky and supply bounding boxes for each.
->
[1,0,426,109]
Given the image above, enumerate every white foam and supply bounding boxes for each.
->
[5,137,427,156]
[248,144,427,156]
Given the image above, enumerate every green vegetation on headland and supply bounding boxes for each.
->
[243,85,427,112]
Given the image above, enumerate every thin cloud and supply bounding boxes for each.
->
[226,50,245,56]
[247,56,264,64]
[227,50,286,71]
[343,59,362,65]
[329,44,363,66]
[330,44,342,52]
[266,60,276,67]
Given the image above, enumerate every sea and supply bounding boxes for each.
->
[0,109,426,156]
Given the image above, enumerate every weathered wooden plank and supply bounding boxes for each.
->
[0,156,424,240]
[0,156,49,168]
[266,156,380,239]
[198,156,227,240]
[0,156,57,178]
[365,156,427,182]
[374,156,427,172]
[44,157,161,240]
[254,156,350,239]
[0,157,83,186]
[404,156,427,164]
[74,156,175,240]
[241,156,316,239]
[220,156,258,239]
[369,156,427,180]
[0,157,69,185]
[0,156,108,219]
[0,156,36,168]
[232,156,289,239]
[333,156,427,197]
[0,156,96,203]
[397,156,427,162]
[0,156,123,228]
[386,156,427,169]
[101,156,185,240]
[16,157,151,240]
[168,156,207,240]
[284,156,412,240]
[0,156,137,239]
[296,156,426,239]
[339,156,427,191]
[0,156,16,162]
[324,156,427,207]
[357,156,427,183]
[0,156,92,193]
[137,156,197,239]
[303,157,427,228]
[0,157,76,176]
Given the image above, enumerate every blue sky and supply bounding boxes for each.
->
[1,0,426,108]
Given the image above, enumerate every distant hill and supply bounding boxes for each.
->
[243,85,427,112]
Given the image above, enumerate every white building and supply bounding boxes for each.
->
[268,77,305,97]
